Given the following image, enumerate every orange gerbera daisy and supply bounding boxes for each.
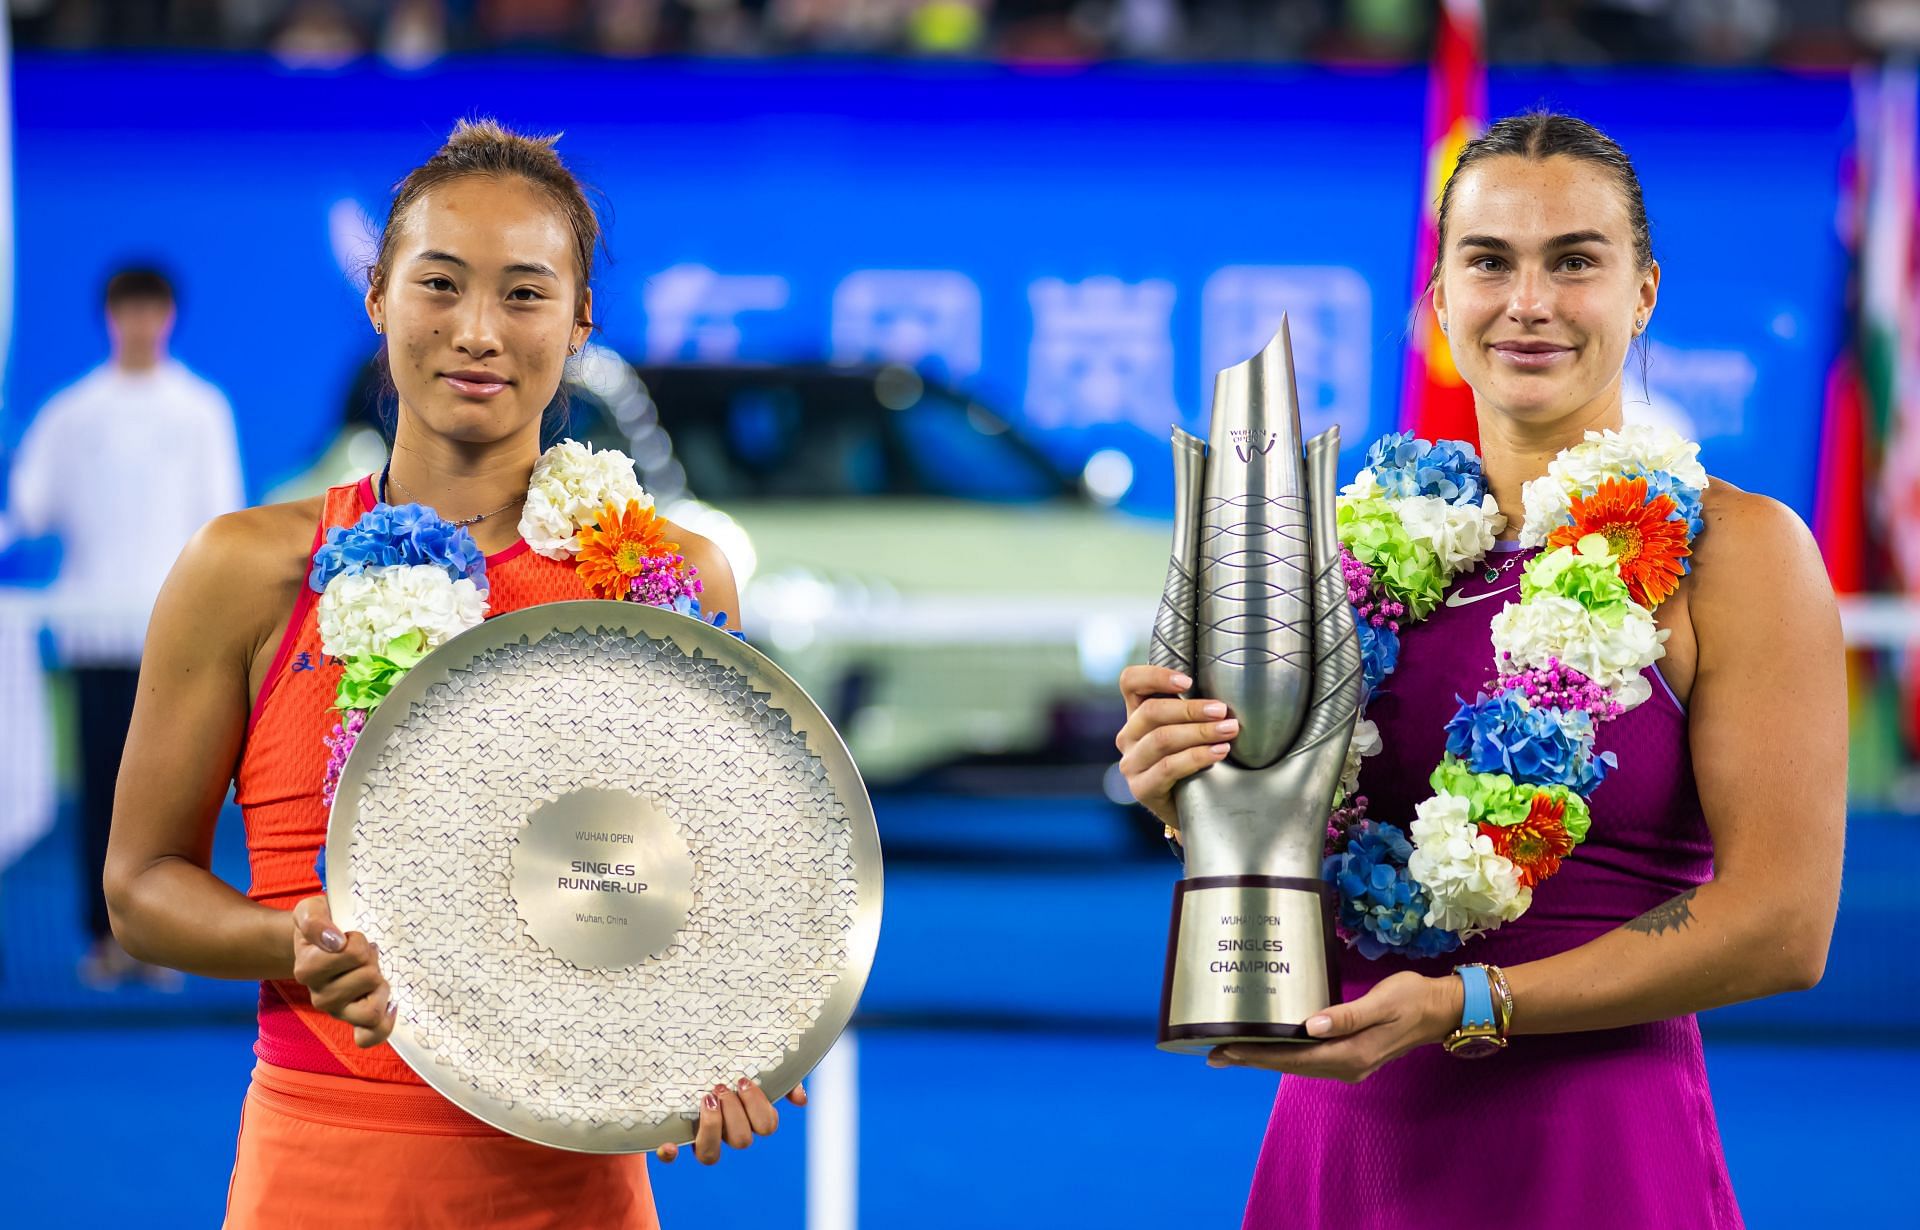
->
[1478,794,1575,890]
[574,500,678,600]
[1546,476,1691,607]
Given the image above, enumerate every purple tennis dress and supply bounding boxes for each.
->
[1240,543,1742,1230]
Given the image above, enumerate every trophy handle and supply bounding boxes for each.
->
[1292,426,1364,760]
[1149,428,1207,687]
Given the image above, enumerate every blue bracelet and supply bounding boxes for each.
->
[1455,963,1497,1032]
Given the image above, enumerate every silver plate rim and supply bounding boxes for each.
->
[326,599,883,1154]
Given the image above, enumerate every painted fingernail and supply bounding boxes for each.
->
[1214,720,1239,736]
[736,1078,752,1091]
[1171,674,1193,690]
[319,928,345,953]
[703,1094,719,1111]
[385,1001,398,1018]
[1200,701,1227,718]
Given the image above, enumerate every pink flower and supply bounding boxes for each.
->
[1341,545,1406,631]
[626,553,703,609]
[320,709,368,808]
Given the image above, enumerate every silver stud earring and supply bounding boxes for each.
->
[1439,319,1449,334]
[1634,316,1646,334]
[373,322,383,335]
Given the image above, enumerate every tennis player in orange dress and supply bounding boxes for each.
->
[102,120,801,1229]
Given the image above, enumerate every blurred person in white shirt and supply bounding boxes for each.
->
[2,266,244,988]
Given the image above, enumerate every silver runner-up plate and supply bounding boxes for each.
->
[326,600,882,1153]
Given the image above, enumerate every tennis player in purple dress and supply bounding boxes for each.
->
[1116,113,1845,1229]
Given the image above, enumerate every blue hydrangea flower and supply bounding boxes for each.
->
[1365,432,1487,507]
[1355,616,1401,700]
[309,502,488,594]
[1404,920,1465,959]
[1443,691,1612,794]
[705,607,747,641]
[1324,820,1462,960]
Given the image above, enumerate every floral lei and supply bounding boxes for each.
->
[313,439,734,806]
[1323,424,1708,959]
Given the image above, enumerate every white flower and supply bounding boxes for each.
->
[1612,673,1653,712]
[1392,493,1506,576]
[518,439,649,559]
[1339,468,1385,502]
[1518,474,1575,547]
[1407,792,1531,936]
[518,488,579,560]
[1488,594,1668,709]
[1521,425,1709,546]
[1551,424,1709,493]
[1338,715,1381,800]
[317,564,487,660]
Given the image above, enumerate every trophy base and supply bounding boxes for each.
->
[1157,1022,1316,1055]
[1156,874,1338,1055]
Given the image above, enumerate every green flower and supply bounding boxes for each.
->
[1428,757,1516,821]
[1558,791,1592,844]
[1520,540,1634,617]
[334,629,429,712]
[1337,497,1447,619]
[1428,756,1592,844]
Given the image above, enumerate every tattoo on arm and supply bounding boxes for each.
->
[1624,888,1698,936]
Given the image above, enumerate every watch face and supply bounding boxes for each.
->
[1447,1033,1506,1059]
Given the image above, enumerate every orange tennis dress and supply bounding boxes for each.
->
[225,477,656,1229]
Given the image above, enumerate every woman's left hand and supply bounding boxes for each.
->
[1207,971,1464,1084]
[655,1079,807,1165]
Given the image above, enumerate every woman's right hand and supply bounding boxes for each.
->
[1115,665,1239,831]
[291,895,396,1048]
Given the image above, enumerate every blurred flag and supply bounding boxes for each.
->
[1399,0,1485,446]
[1817,77,1873,596]
[1844,62,1920,785]
[1816,356,1869,594]
[1868,65,1920,595]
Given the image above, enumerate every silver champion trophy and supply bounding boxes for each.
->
[1151,317,1363,1052]
[329,601,882,1152]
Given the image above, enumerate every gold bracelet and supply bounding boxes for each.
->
[1486,964,1515,1037]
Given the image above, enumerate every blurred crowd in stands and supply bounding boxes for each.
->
[11,0,1920,67]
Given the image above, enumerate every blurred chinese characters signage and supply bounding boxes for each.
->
[8,58,1845,514]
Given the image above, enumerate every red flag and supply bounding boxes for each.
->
[1400,0,1486,446]
[1815,353,1870,593]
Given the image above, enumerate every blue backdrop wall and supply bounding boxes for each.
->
[6,57,1850,515]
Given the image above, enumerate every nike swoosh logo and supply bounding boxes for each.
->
[1444,583,1520,609]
